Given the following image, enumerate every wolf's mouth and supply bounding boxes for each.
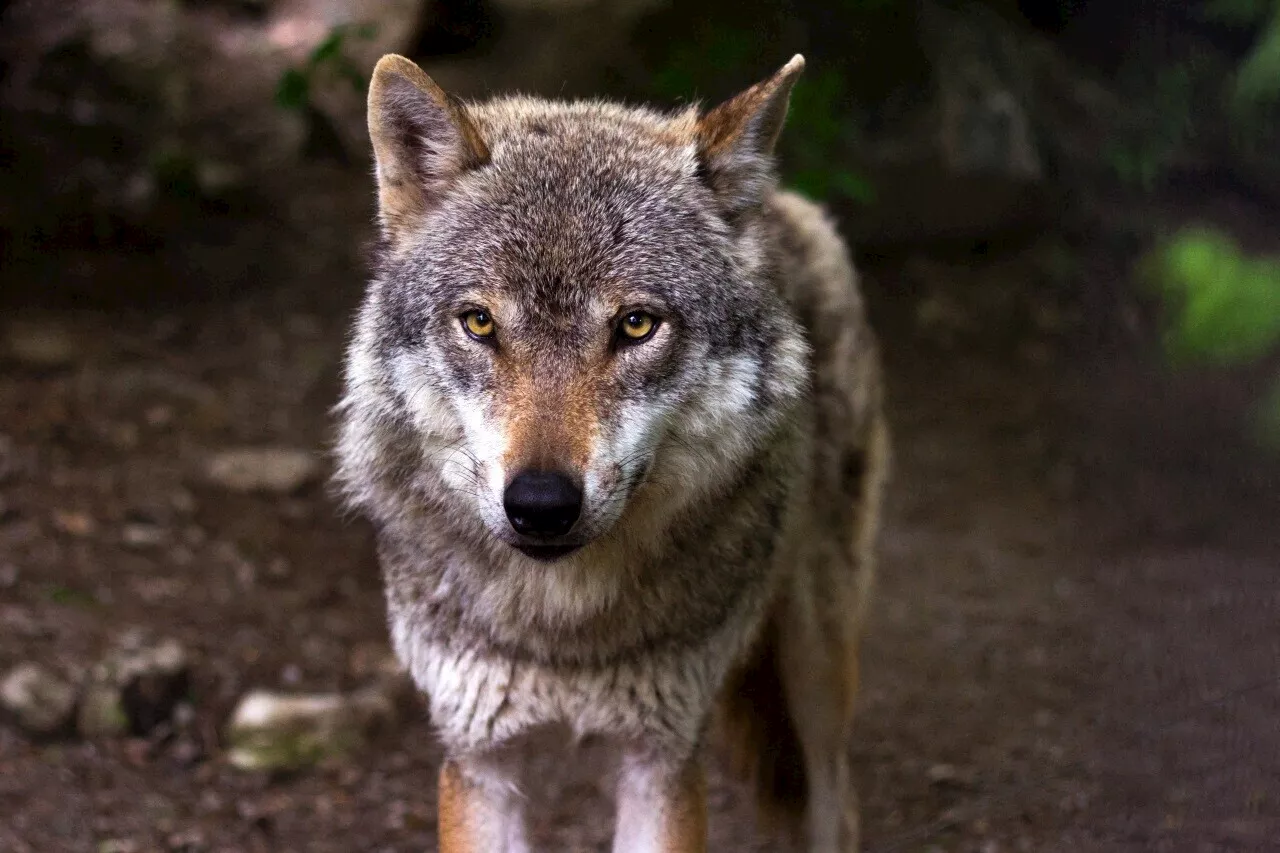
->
[513,543,583,562]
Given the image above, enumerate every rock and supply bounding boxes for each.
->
[52,509,98,538]
[834,0,1068,248]
[98,840,141,853]
[0,663,78,736]
[225,685,399,771]
[78,635,191,738]
[120,523,168,550]
[204,447,320,494]
[919,1,1042,183]
[2,319,80,368]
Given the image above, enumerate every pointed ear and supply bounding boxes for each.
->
[695,55,805,217]
[367,54,489,240]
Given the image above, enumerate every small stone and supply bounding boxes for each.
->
[52,510,97,537]
[926,762,958,784]
[121,523,168,550]
[1,663,78,736]
[925,762,976,790]
[225,686,399,772]
[170,735,203,767]
[265,556,291,581]
[3,319,79,368]
[172,701,196,729]
[195,159,243,195]
[170,489,197,515]
[144,404,175,428]
[79,636,190,738]
[98,840,140,853]
[166,828,206,851]
[204,448,320,494]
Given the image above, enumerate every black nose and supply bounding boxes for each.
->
[503,471,583,539]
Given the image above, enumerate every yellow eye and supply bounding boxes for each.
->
[462,309,495,339]
[619,311,658,342]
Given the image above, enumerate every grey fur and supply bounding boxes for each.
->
[335,53,888,852]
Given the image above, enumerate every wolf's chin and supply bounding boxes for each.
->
[513,543,583,562]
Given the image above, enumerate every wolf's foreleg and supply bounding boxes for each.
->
[438,757,531,853]
[612,748,707,853]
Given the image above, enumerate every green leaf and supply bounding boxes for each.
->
[1231,7,1280,112]
[787,70,846,148]
[276,68,310,111]
[830,169,876,204]
[334,58,368,94]
[46,584,97,607]
[788,168,833,201]
[309,29,346,67]
[1148,228,1280,367]
[650,64,697,101]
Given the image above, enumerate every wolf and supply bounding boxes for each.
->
[334,51,889,853]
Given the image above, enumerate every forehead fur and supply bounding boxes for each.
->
[471,96,702,169]
[386,97,745,317]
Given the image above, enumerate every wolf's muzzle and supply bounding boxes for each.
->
[503,470,583,539]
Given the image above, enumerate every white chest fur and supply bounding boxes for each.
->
[390,597,763,757]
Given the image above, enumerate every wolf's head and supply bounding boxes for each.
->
[339,55,810,565]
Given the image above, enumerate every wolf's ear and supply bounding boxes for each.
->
[695,54,805,218]
[367,54,489,240]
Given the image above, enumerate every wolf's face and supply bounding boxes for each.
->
[344,57,809,563]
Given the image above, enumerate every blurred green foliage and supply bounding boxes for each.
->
[276,23,378,112]
[1106,1,1280,190]
[1144,227,1280,445]
[647,21,875,206]
[1146,228,1280,366]
[786,69,877,205]
[45,583,99,608]
[1106,64,1195,191]
[1203,0,1280,117]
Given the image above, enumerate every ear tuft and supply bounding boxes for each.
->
[695,55,806,218]
[367,54,489,241]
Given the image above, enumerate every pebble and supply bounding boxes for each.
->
[204,447,320,494]
[225,684,400,772]
[121,523,168,550]
[0,662,78,736]
[78,635,191,738]
[52,509,97,537]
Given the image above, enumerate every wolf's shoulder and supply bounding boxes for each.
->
[763,189,868,333]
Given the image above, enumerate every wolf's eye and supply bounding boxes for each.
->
[461,310,496,340]
[618,311,658,343]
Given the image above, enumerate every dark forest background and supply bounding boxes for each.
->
[2,2,1280,851]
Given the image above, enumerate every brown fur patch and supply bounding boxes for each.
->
[437,760,480,853]
[367,55,490,240]
[695,55,805,161]
[497,359,600,475]
[662,760,710,853]
[717,608,808,838]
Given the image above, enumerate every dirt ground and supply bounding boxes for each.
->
[2,159,1279,853]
